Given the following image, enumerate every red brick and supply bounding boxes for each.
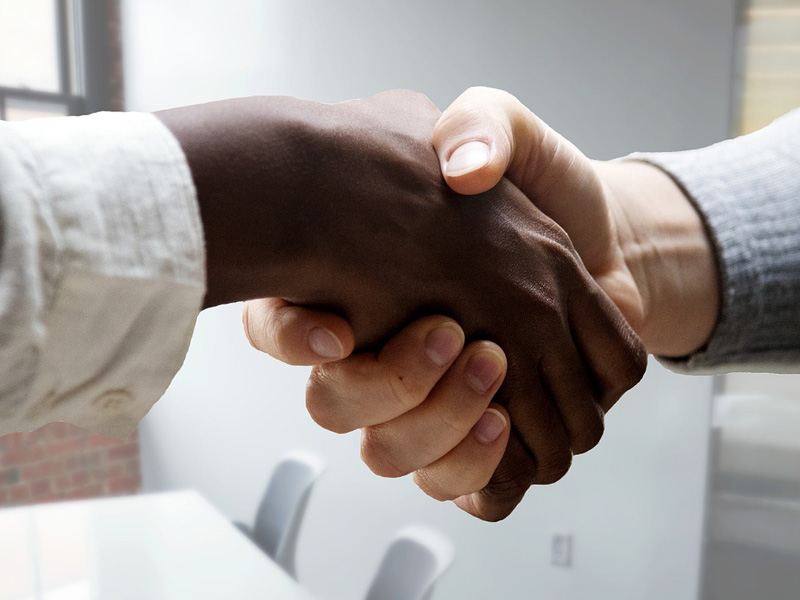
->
[125,464,140,479]
[66,484,103,500]
[107,445,138,461]
[45,423,71,440]
[80,452,102,469]
[0,432,24,449]
[22,460,63,481]
[71,471,91,487]
[86,434,118,449]
[30,480,51,498]
[91,468,108,483]
[0,490,8,505]
[47,422,73,440]
[53,475,70,491]
[32,495,62,505]
[108,477,139,495]
[8,485,30,504]
[47,439,83,456]
[0,467,20,486]
[2,446,45,466]
[24,428,49,445]
[108,465,125,479]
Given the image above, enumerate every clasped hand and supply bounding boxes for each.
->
[161,88,647,522]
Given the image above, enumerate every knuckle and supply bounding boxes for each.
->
[241,303,263,351]
[598,385,625,412]
[244,301,307,365]
[477,485,530,522]
[385,373,420,415]
[478,506,514,523]
[305,369,352,434]
[388,89,438,114]
[601,350,646,408]
[571,416,605,455]
[271,310,305,365]
[464,86,515,105]
[435,105,491,144]
[435,405,472,439]
[534,451,573,485]
[413,470,453,502]
[628,343,649,382]
[484,460,535,504]
[548,226,580,258]
[457,467,495,501]
[360,427,409,478]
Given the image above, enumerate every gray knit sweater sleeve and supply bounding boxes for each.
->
[628,108,800,374]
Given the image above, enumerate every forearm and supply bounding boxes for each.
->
[156,96,328,308]
[603,108,800,371]
[595,160,720,357]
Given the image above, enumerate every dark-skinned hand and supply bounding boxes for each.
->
[158,90,646,521]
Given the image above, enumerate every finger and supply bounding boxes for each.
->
[305,316,465,434]
[242,298,355,365]
[360,342,507,478]
[433,86,520,195]
[569,287,648,412]
[434,87,610,273]
[540,345,605,455]
[413,404,510,501]
[453,433,536,522]
[503,363,574,485]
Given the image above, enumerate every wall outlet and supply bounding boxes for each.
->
[551,534,573,567]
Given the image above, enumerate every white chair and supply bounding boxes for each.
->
[364,526,455,600]
[238,452,325,578]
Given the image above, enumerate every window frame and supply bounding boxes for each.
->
[0,0,122,121]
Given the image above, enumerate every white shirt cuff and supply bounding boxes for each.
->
[0,112,205,437]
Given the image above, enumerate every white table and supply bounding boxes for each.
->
[0,490,316,600]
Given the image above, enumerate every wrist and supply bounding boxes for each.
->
[596,160,720,356]
[156,97,326,308]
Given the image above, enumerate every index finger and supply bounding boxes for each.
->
[242,298,355,366]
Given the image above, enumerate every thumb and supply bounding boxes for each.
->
[434,87,522,195]
[435,87,612,275]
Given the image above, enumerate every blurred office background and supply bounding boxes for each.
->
[1,1,799,599]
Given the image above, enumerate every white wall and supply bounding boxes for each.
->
[122,2,736,599]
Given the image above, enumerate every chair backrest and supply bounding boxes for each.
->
[364,526,455,600]
[252,452,325,578]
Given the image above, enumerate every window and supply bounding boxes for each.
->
[736,0,800,134]
[0,0,123,122]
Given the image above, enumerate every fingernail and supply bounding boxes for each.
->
[474,408,507,444]
[466,349,505,393]
[308,327,344,359]
[425,323,463,367]
[445,141,490,177]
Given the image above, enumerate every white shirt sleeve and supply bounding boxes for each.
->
[0,112,205,438]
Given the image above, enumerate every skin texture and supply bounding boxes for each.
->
[241,87,720,522]
[435,87,720,357]
[158,90,647,521]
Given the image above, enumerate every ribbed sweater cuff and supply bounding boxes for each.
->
[627,109,800,373]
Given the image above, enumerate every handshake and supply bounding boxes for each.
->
[157,87,718,521]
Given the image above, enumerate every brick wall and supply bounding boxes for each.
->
[0,424,140,507]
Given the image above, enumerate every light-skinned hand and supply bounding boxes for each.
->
[236,89,648,521]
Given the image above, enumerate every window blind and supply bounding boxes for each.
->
[738,0,800,133]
